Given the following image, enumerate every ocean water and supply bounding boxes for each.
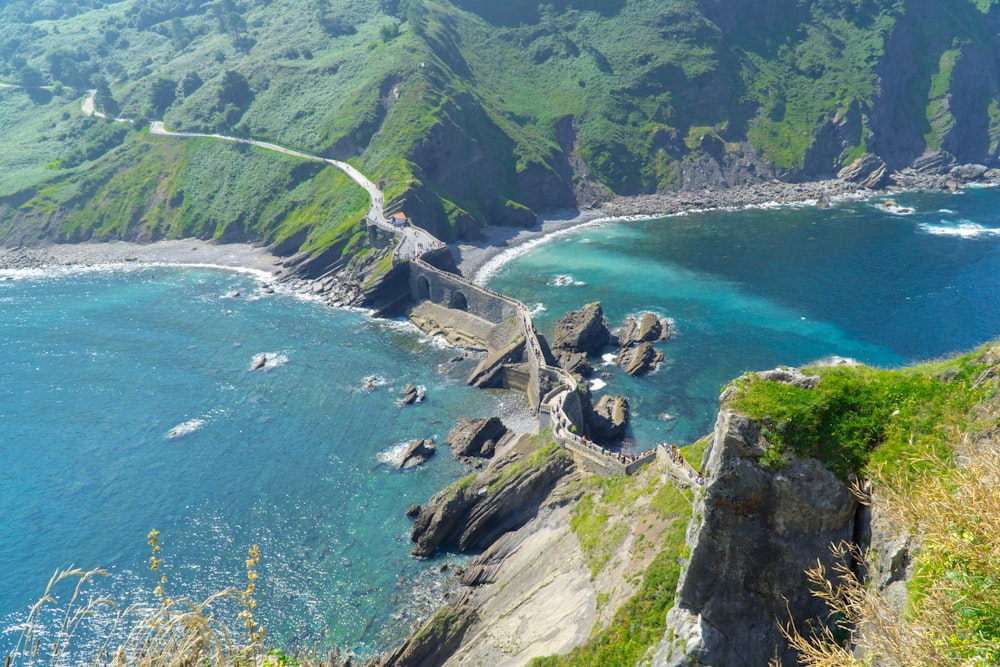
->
[4,185,1000,660]
[487,187,1000,446]
[0,265,524,658]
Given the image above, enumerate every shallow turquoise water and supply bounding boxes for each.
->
[488,188,1000,446]
[0,266,520,657]
[4,186,1000,660]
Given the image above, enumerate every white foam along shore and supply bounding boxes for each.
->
[455,177,881,284]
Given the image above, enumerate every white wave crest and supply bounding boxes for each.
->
[601,353,617,366]
[376,441,410,466]
[360,375,387,392]
[471,218,613,285]
[813,355,862,367]
[918,221,1000,238]
[167,418,206,439]
[589,378,607,391]
[528,302,546,317]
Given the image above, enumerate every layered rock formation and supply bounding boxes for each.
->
[589,394,629,441]
[615,312,671,347]
[409,441,574,558]
[398,438,436,469]
[615,341,664,377]
[655,407,860,667]
[447,416,513,461]
[551,303,613,376]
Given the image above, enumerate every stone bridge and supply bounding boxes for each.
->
[408,260,519,325]
[142,110,664,477]
[405,255,661,476]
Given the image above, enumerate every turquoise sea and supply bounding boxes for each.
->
[3,185,1000,658]
[486,187,1000,446]
[0,266,523,658]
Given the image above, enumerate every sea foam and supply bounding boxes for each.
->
[918,221,1000,238]
[376,441,411,467]
[167,418,206,439]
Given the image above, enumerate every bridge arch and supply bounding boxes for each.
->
[450,290,468,311]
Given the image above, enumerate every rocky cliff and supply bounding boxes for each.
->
[655,408,860,667]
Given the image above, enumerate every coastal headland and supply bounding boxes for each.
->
[5,114,1000,664]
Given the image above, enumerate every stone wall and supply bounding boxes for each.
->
[409,260,519,325]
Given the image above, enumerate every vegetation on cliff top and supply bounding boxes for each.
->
[726,348,993,481]
[726,343,1000,665]
[5,0,1000,253]
[533,459,695,667]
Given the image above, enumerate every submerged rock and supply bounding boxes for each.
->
[401,383,426,405]
[251,353,267,371]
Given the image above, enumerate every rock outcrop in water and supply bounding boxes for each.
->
[615,312,671,347]
[616,341,664,377]
[401,383,426,405]
[589,394,629,440]
[447,416,512,461]
[409,440,573,558]
[655,402,860,666]
[398,438,436,469]
[553,303,613,357]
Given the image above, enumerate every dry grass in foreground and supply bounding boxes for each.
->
[779,446,1000,666]
[5,531,331,667]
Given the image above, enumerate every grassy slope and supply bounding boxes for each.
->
[5,0,1000,253]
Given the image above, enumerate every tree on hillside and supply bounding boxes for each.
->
[179,70,203,97]
[18,64,45,87]
[149,77,176,114]
[217,70,253,110]
[91,73,119,117]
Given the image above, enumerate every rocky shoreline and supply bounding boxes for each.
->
[454,166,1000,280]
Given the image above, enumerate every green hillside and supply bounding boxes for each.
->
[2,0,1000,256]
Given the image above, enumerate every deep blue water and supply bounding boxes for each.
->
[0,266,524,658]
[3,185,1000,659]
[487,187,1000,446]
